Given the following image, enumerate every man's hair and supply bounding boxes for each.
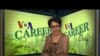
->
[48,17,62,27]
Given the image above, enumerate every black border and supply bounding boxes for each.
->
[96,10,98,56]
[2,9,4,56]
[95,10,97,56]
[0,9,4,56]
[0,10,2,56]
[0,10,1,56]
[97,10,99,56]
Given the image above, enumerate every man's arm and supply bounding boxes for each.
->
[41,36,50,56]
[56,35,69,56]
[63,36,69,56]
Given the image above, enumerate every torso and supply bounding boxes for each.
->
[46,33,67,56]
[52,34,61,44]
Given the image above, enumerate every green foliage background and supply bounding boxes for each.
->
[5,10,95,56]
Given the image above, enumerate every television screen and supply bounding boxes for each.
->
[61,10,95,56]
[5,10,52,56]
[5,10,96,56]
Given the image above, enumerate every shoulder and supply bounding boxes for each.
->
[61,33,69,41]
[45,34,52,41]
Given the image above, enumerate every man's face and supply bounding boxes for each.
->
[50,21,60,34]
